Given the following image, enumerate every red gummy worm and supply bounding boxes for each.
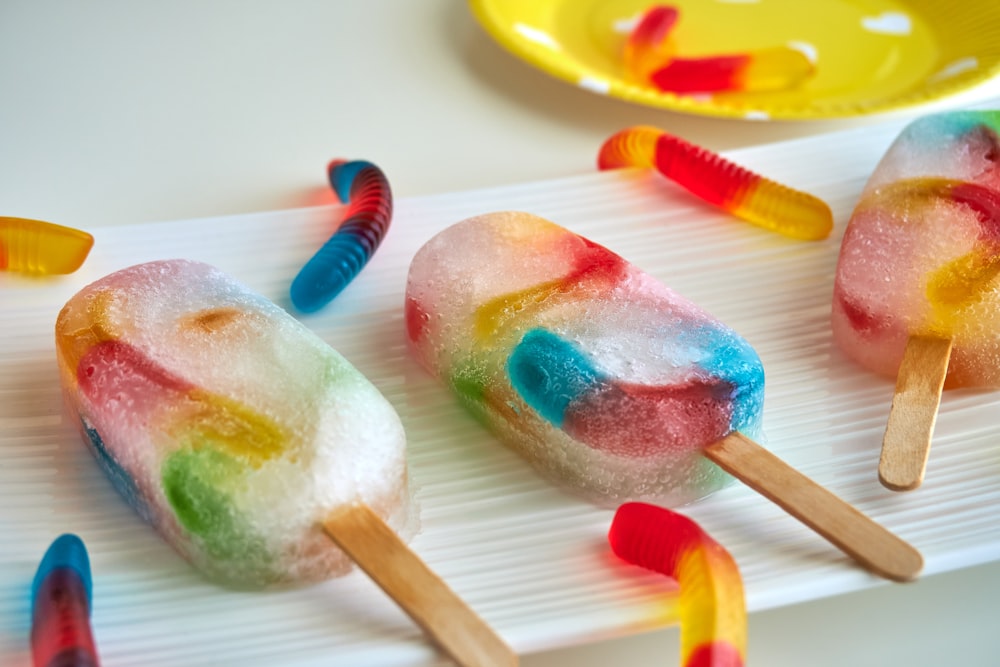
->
[609,502,746,667]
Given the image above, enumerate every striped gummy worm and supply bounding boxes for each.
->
[0,216,94,275]
[31,534,101,667]
[609,502,745,667]
[598,125,833,240]
[290,159,393,313]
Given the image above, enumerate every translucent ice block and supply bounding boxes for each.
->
[405,211,765,507]
[832,111,1000,388]
[55,259,416,587]
[416,214,922,581]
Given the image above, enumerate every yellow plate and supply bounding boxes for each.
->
[469,0,1000,120]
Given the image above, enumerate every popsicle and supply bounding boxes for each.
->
[598,126,833,241]
[32,534,100,667]
[1,216,94,275]
[832,111,1000,491]
[56,259,515,667]
[291,159,393,313]
[609,503,745,667]
[406,211,922,582]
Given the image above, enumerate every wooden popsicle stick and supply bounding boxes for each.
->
[879,335,953,492]
[704,432,924,583]
[322,503,518,667]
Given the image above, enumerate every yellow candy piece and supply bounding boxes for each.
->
[1,216,94,275]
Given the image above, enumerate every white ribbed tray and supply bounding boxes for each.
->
[3,119,999,667]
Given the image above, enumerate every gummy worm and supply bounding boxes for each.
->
[648,47,815,95]
[474,236,628,339]
[839,177,1000,335]
[507,328,760,458]
[922,181,1000,309]
[609,502,746,667]
[31,534,101,667]
[76,338,287,466]
[0,216,94,275]
[623,5,679,82]
[623,5,814,94]
[290,159,392,312]
[598,126,833,240]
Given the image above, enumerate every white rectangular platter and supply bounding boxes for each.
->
[2,117,998,666]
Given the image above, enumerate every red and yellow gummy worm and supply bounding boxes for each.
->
[624,5,679,82]
[609,502,746,667]
[599,125,833,241]
[624,5,815,95]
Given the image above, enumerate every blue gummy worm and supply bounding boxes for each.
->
[508,328,604,427]
[290,160,392,313]
[32,534,93,615]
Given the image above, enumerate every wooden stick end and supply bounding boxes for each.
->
[706,433,924,584]
[878,466,924,492]
[874,545,925,583]
[878,335,951,493]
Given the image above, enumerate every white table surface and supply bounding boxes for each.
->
[3,2,1000,666]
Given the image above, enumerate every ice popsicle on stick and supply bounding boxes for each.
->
[1,216,94,275]
[56,260,515,667]
[599,126,833,241]
[406,212,922,582]
[832,111,1000,491]
[32,534,101,667]
[609,503,745,667]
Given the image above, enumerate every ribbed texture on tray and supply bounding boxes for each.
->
[2,117,999,666]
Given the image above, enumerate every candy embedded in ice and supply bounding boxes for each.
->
[406,212,765,507]
[832,111,1000,387]
[56,259,416,587]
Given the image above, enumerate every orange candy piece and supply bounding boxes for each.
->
[1,217,94,275]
